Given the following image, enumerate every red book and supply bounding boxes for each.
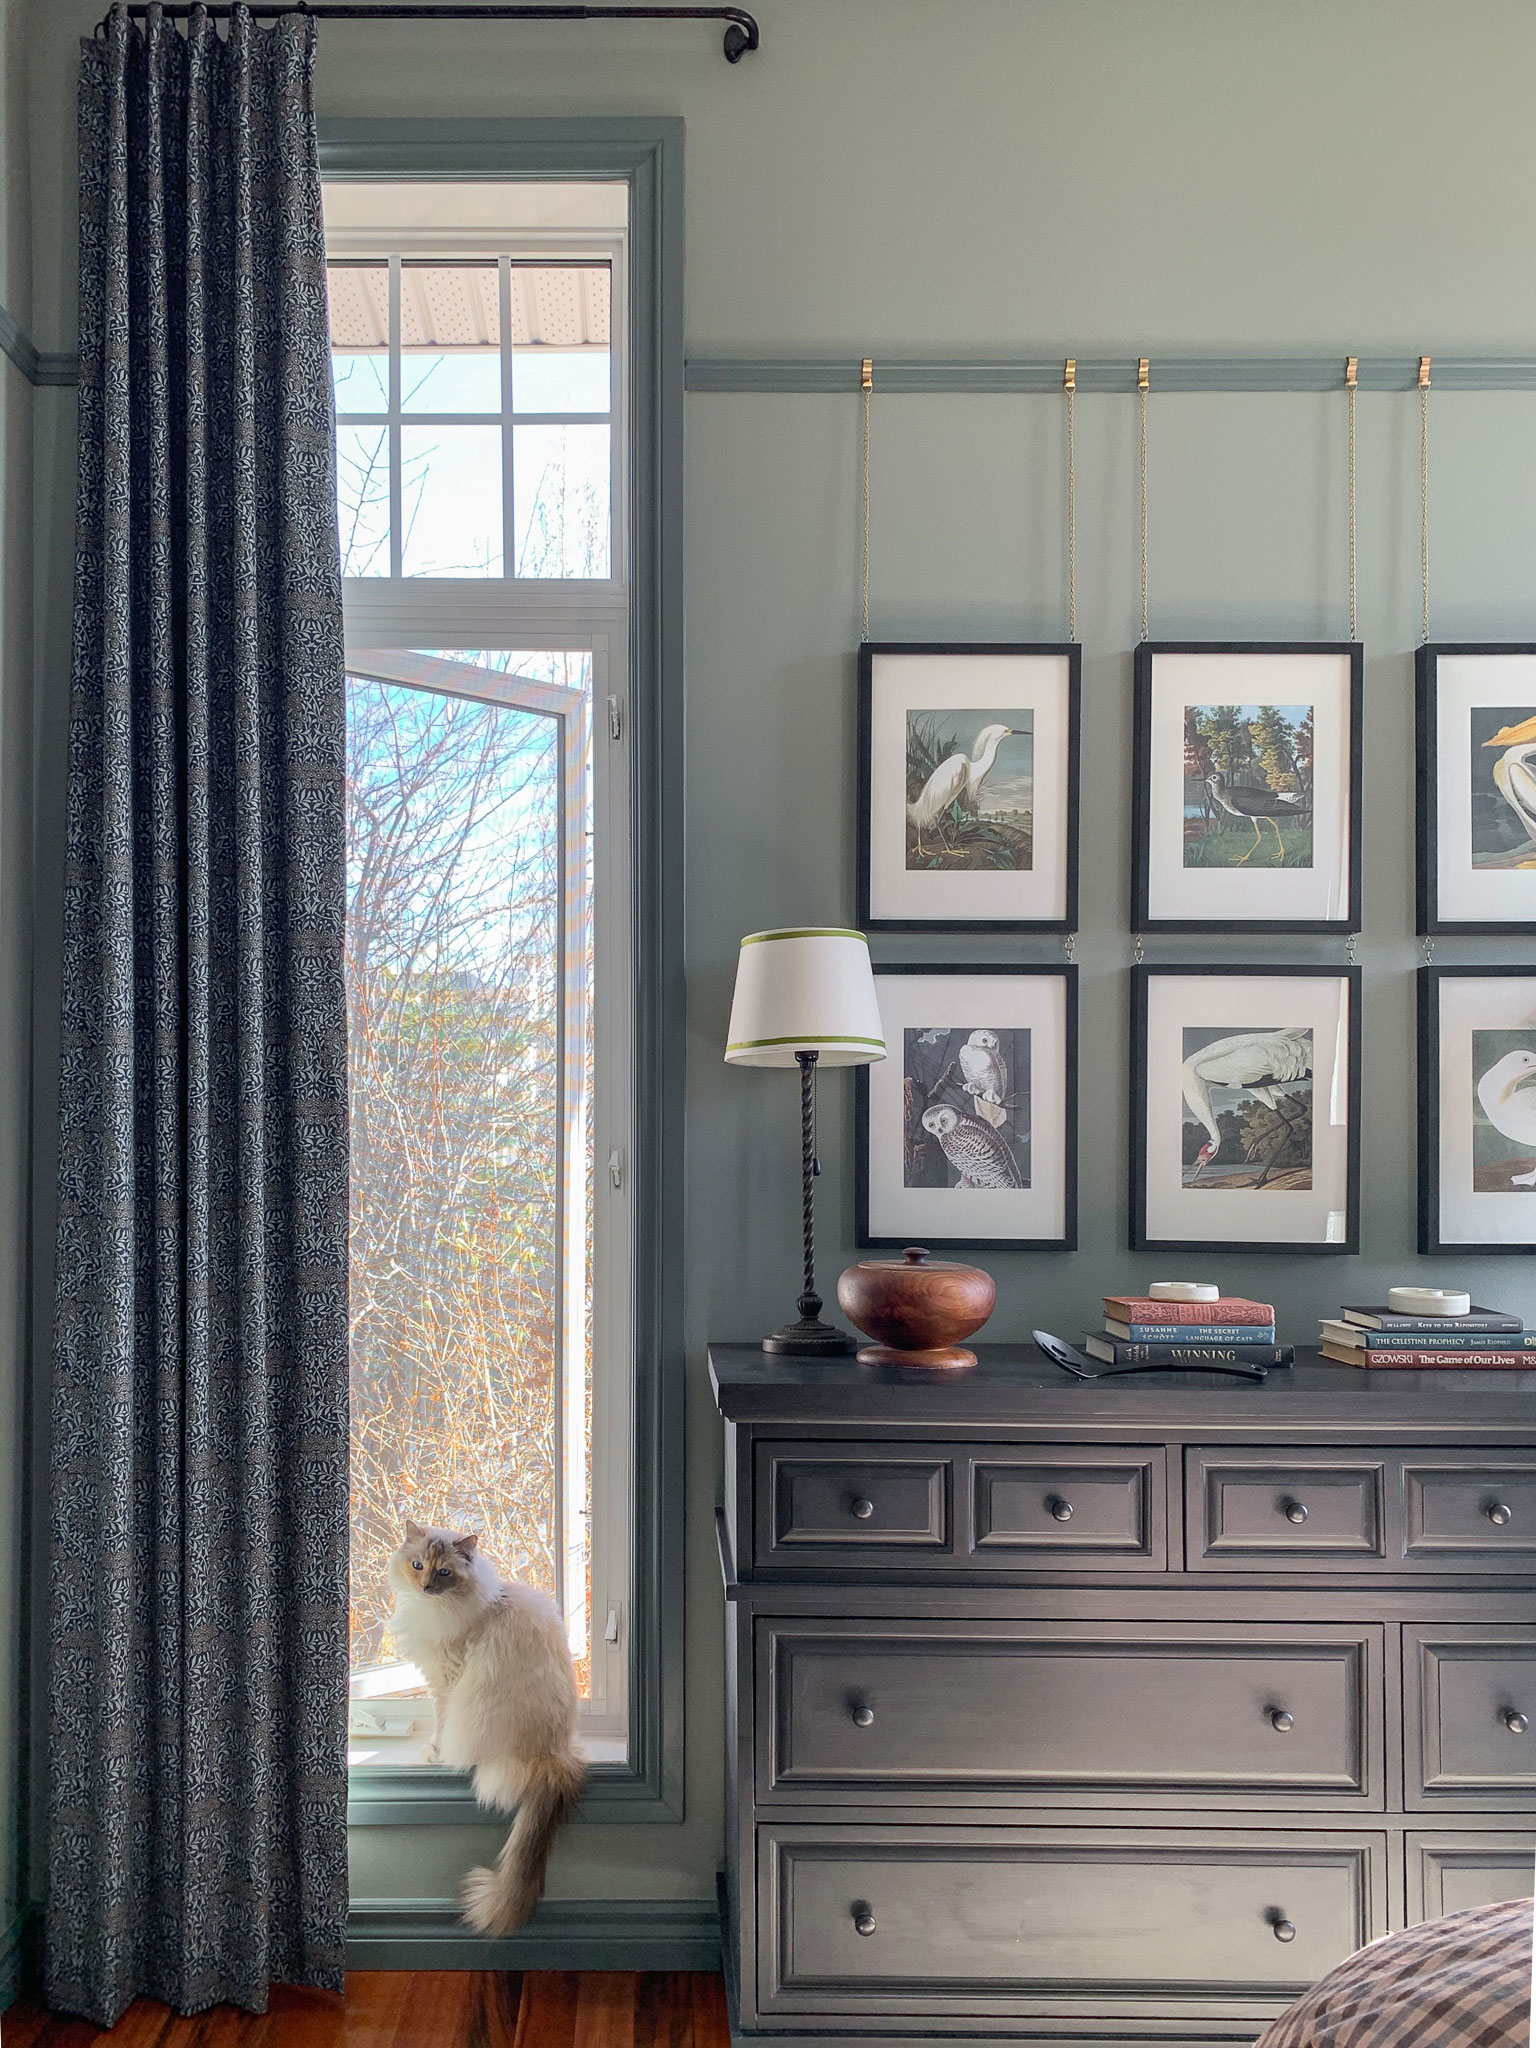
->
[1103,1295,1274,1326]
[1323,1343,1534,1369]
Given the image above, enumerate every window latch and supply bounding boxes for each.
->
[607,696,622,742]
[605,1606,621,1644]
[608,1149,624,1190]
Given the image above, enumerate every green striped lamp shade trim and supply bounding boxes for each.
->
[726,1032,885,1054]
[739,927,869,946]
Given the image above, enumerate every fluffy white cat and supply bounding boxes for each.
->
[387,1520,586,1933]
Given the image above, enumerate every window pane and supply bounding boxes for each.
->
[513,349,610,415]
[346,656,593,1753]
[401,426,503,577]
[514,424,610,580]
[401,263,501,414]
[336,426,391,577]
[328,261,388,354]
[333,352,389,414]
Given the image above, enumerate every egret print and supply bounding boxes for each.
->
[1183,703,1313,869]
[905,709,1033,870]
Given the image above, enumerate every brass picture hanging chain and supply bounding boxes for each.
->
[1345,356,1358,641]
[1419,355,1431,644]
[860,357,873,642]
[1065,358,1077,641]
[1138,358,1150,641]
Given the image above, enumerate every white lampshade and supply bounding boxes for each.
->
[724,927,886,1069]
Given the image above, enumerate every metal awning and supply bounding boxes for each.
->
[327,262,610,353]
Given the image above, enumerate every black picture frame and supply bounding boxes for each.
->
[1130,963,1362,1255]
[1132,641,1364,934]
[857,641,1082,933]
[855,962,1078,1251]
[1418,965,1536,1255]
[1416,643,1536,935]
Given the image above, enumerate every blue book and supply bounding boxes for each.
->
[1107,1320,1276,1344]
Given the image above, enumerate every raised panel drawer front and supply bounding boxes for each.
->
[759,1619,1379,1807]
[756,1442,951,1567]
[1189,1450,1385,1569]
[1408,1834,1536,1920]
[758,1824,1378,2019]
[1407,1627,1536,1809]
[1402,1452,1536,1569]
[969,1447,1164,1565]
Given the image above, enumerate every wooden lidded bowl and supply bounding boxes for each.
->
[836,1246,996,1369]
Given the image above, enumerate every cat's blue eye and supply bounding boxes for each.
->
[411,1559,422,1570]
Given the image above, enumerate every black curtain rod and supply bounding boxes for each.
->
[100,4,760,62]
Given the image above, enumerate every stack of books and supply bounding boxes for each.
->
[1086,1294,1293,1368]
[1320,1304,1536,1368]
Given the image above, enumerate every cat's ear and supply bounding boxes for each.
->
[454,1531,480,1558]
[405,1519,425,1541]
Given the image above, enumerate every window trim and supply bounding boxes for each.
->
[323,119,685,1829]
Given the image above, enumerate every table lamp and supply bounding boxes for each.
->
[725,927,886,1354]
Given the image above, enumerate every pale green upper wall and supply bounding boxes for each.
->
[16,0,1536,1921]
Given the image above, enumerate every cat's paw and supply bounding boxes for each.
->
[421,1741,442,1766]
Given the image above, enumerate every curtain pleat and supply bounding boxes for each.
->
[48,5,349,2023]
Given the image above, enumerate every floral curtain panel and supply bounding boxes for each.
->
[49,5,348,2024]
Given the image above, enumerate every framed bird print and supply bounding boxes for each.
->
[1417,645,1536,933]
[1419,967,1536,1253]
[1133,642,1362,933]
[858,642,1080,932]
[856,964,1077,1250]
[1131,965,1361,1254]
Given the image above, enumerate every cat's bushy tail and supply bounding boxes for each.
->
[461,1747,587,1935]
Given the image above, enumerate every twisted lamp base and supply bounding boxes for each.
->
[763,1050,854,1356]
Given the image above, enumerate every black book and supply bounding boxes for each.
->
[1341,1306,1520,1333]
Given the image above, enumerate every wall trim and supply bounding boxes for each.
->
[687,354,1536,393]
[346,1896,720,1971]
[0,302,74,386]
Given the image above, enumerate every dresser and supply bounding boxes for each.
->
[711,1347,1536,2048]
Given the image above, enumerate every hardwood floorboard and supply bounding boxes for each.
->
[4,1973,728,2048]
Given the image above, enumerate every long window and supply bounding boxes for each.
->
[327,183,632,1764]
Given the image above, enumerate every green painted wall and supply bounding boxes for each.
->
[15,0,1536,1925]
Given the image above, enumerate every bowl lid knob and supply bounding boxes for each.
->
[902,1246,930,1265]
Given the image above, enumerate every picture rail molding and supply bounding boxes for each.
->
[684,355,1536,395]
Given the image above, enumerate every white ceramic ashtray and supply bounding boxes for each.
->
[1148,1281,1220,1303]
[1387,1286,1471,1318]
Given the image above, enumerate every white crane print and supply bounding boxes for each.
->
[1181,1028,1313,1183]
[907,723,1017,858]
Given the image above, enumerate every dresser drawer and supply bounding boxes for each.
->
[1402,1453,1536,1569]
[1188,1450,1385,1569]
[755,1442,952,1567]
[1406,1627,1536,1809]
[757,1823,1380,2018]
[1408,1833,1536,1920]
[751,1438,1166,1572]
[970,1448,1165,1565]
[758,1618,1379,1807]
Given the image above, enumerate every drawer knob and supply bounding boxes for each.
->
[853,1910,876,1937]
[851,1705,875,1728]
[1048,1495,1074,1522]
[850,1497,875,1520]
[1272,1918,1297,1944]
[1269,1709,1295,1733]
[1282,1499,1309,1525]
[1487,1501,1514,1527]
[1504,1709,1529,1735]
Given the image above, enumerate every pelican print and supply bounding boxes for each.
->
[1181,1028,1313,1183]
[1477,1047,1536,1188]
[907,724,1017,858]
[1483,712,1536,864]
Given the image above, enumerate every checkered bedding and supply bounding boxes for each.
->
[1256,1897,1533,2048]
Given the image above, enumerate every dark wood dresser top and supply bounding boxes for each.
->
[709,1343,1536,1434]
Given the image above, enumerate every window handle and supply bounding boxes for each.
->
[609,1150,624,1190]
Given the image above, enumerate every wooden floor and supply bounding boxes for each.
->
[4,1972,731,2048]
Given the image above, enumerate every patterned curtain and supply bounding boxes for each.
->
[48,5,348,2024]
